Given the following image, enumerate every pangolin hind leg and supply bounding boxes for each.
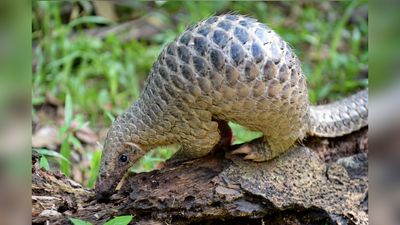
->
[232,134,298,162]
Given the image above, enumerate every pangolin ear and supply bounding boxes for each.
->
[124,142,146,151]
[124,142,141,149]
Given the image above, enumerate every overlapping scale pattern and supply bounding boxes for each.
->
[107,14,367,158]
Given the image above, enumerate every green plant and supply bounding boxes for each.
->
[58,93,85,176]
[229,122,262,145]
[69,215,133,225]
[33,148,70,171]
[86,149,102,188]
[33,2,162,125]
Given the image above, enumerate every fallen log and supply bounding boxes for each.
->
[32,128,368,225]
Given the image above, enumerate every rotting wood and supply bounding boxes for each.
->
[32,128,368,225]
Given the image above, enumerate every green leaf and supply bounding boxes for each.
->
[229,122,262,145]
[69,135,83,150]
[87,150,102,188]
[68,16,113,28]
[64,93,73,127]
[33,148,70,164]
[69,218,93,225]
[58,124,69,141]
[105,111,115,123]
[39,156,50,170]
[60,137,71,176]
[103,215,133,225]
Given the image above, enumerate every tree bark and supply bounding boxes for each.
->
[32,128,368,225]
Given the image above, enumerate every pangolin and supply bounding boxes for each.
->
[95,14,368,200]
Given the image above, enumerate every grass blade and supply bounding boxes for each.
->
[60,137,71,176]
[64,93,73,127]
[68,16,113,28]
[87,150,102,188]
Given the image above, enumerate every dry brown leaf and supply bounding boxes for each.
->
[75,128,98,144]
[32,125,60,149]
[70,121,99,144]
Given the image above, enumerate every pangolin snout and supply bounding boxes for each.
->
[95,172,118,201]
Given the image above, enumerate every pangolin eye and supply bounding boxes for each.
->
[119,154,128,163]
